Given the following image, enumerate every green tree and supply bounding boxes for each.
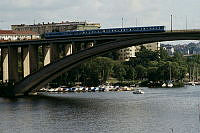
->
[113,64,126,82]
[135,65,147,80]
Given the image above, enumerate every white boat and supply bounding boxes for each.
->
[167,83,173,88]
[191,82,195,86]
[133,89,144,94]
[162,83,167,87]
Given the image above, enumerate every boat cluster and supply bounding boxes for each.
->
[39,85,136,93]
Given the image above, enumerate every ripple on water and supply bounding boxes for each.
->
[0,86,200,133]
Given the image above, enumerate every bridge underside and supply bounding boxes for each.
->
[2,32,200,96]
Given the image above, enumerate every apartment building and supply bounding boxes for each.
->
[11,21,101,35]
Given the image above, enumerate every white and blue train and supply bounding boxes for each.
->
[44,26,165,39]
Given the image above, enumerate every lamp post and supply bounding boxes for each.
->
[122,17,124,28]
[170,15,173,32]
[136,18,138,26]
[186,16,188,31]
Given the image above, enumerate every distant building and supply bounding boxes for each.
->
[163,46,175,56]
[118,46,136,61]
[135,42,160,53]
[11,21,101,35]
[118,42,160,61]
[0,30,40,42]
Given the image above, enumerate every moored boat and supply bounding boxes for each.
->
[133,89,144,94]
[167,82,173,88]
[162,83,167,87]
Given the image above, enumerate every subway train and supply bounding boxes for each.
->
[44,26,165,39]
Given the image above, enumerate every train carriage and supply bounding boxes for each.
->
[44,26,165,39]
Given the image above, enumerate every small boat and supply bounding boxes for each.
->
[191,81,195,86]
[167,82,173,88]
[162,83,167,87]
[133,89,144,94]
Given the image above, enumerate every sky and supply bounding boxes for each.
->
[0,0,200,31]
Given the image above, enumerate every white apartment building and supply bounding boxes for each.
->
[0,30,40,41]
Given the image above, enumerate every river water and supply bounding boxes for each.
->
[0,86,200,133]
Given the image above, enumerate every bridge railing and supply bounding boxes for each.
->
[166,29,200,32]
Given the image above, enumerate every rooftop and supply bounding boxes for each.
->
[0,30,39,35]
[11,21,101,27]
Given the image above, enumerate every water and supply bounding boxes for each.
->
[0,86,200,133]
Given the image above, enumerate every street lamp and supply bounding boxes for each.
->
[186,16,188,31]
[122,17,124,28]
[170,15,173,32]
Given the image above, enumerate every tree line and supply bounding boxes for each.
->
[52,46,200,87]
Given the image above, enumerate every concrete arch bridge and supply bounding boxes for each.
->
[0,30,200,96]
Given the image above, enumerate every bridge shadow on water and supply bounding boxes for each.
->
[1,93,109,110]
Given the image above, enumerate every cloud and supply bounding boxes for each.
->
[0,0,200,30]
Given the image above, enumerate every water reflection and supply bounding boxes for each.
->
[0,86,200,133]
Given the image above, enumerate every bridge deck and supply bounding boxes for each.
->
[1,29,200,47]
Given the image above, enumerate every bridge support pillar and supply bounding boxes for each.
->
[22,45,38,77]
[43,45,51,66]
[64,44,73,56]
[72,42,76,53]
[50,44,59,62]
[80,43,85,50]
[1,47,19,83]
[1,48,9,82]
[43,44,59,66]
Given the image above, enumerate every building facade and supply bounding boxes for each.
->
[118,46,136,61]
[118,42,160,61]
[11,21,101,35]
[0,30,40,42]
[163,46,175,56]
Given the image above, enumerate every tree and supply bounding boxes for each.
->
[124,65,135,80]
[135,65,147,80]
[159,47,169,60]
[113,64,126,82]
[147,67,158,81]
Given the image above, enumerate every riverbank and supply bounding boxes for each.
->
[37,85,137,94]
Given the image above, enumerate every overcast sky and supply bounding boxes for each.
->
[0,0,200,31]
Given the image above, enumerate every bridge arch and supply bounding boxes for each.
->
[13,32,200,95]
